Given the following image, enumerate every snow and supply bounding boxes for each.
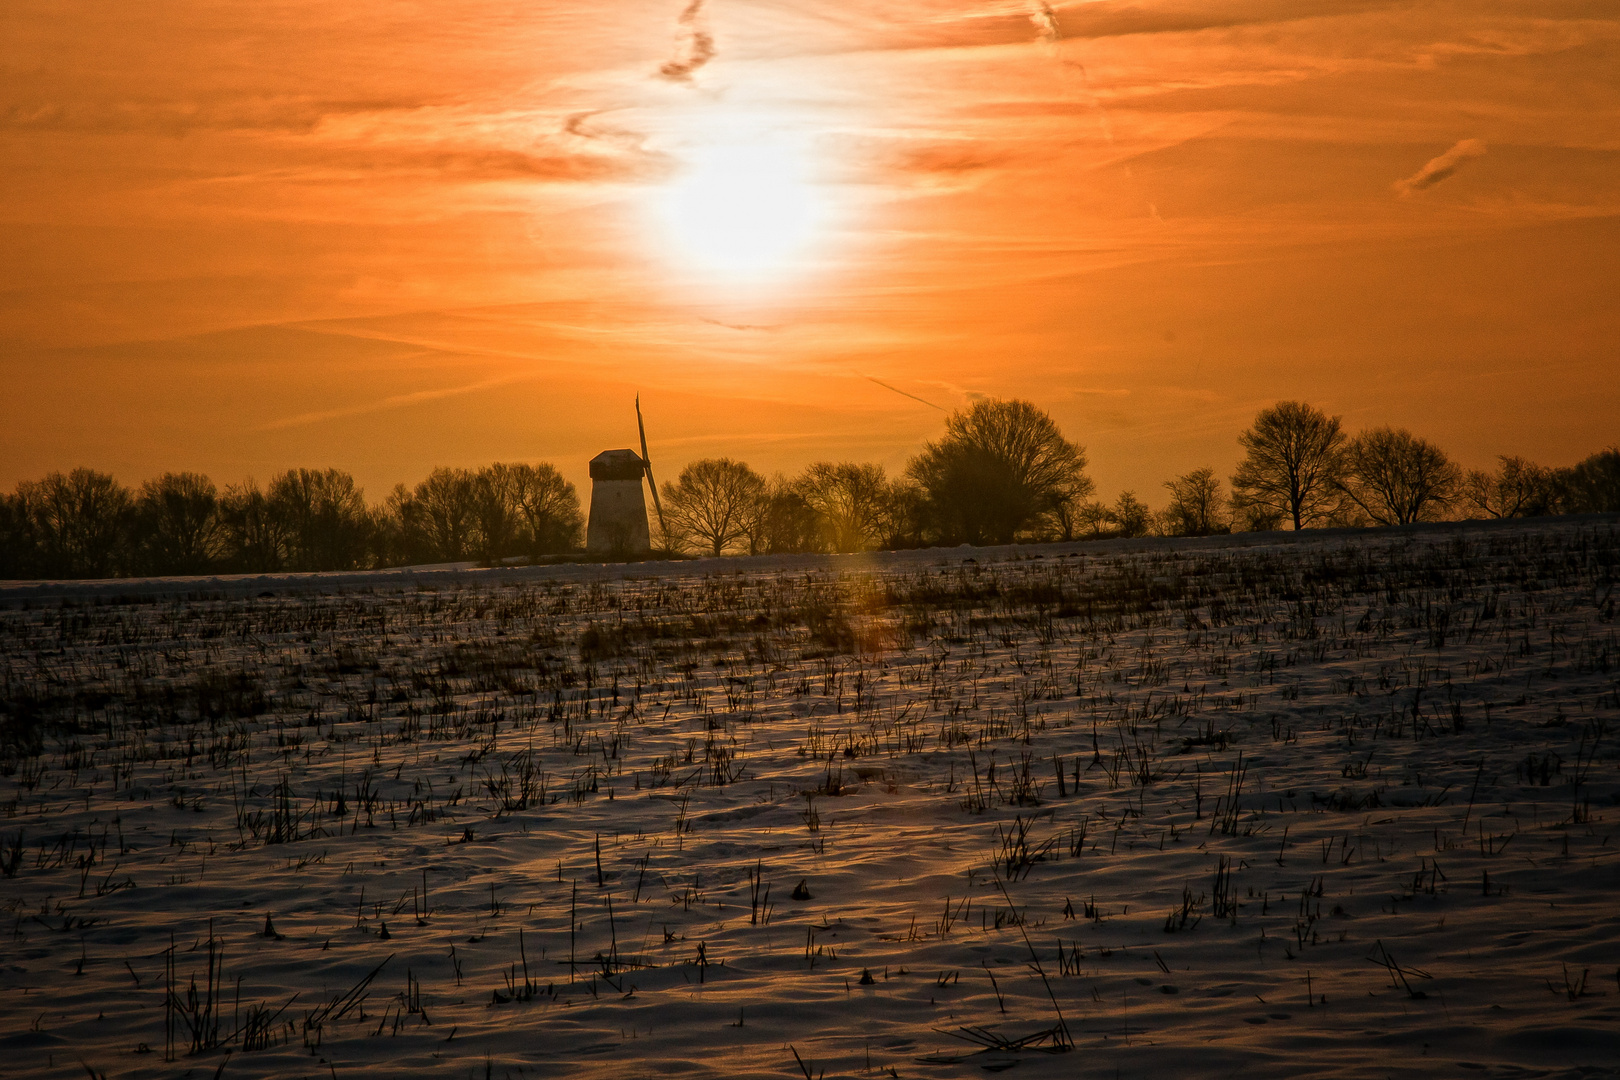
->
[1,518,1617,1078]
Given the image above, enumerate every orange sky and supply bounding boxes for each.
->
[3,1,1617,505]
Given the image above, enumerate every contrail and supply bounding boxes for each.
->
[861,374,946,411]
[257,372,534,431]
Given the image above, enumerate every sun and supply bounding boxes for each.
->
[656,136,828,276]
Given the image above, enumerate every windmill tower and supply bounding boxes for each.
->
[585,398,667,557]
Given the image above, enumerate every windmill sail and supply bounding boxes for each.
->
[636,395,669,538]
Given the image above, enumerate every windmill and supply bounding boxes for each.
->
[584,397,666,557]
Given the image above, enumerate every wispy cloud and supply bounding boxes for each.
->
[701,317,784,332]
[1030,2,1060,46]
[659,1,716,82]
[305,106,668,184]
[918,379,988,403]
[0,95,419,136]
[1393,138,1486,196]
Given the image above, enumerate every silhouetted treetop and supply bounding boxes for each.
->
[1337,427,1460,526]
[1563,448,1620,514]
[908,398,1090,546]
[135,472,220,575]
[661,458,766,557]
[268,468,370,572]
[798,461,899,554]
[1462,457,1557,519]
[1231,401,1347,531]
[1162,467,1229,537]
[14,469,133,578]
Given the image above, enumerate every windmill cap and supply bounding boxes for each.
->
[590,449,647,481]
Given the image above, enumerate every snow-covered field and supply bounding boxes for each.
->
[1,520,1617,1079]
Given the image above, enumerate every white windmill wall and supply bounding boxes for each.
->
[586,450,651,556]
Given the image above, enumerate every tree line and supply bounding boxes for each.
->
[655,399,1618,555]
[0,464,583,579]
[2,398,1616,578]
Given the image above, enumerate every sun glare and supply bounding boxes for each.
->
[657,137,827,276]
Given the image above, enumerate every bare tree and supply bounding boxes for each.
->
[472,464,522,563]
[756,477,822,554]
[883,480,928,549]
[1071,500,1112,539]
[736,476,773,556]
[136,472,220,574]
[409,468,479,561]
[1231,401,1347,530]
[1561,448,1620,513]
[907,398,1091,545]
[465,462,583,563]
[268,468,371,571]
[219,480,290,572]
[506,462,583,556]
[1108,491,1153,538]
[661,458,766,557]
[0,491,34,579]
[1461,456,1557,519]
[1046,475,1102,541]
[1337,427,1460,525]
[1229,496,1286,533]
[377,484,423,566]
[15,469,133,578]
[1161,467,1229,537]
[798,462,895,553]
